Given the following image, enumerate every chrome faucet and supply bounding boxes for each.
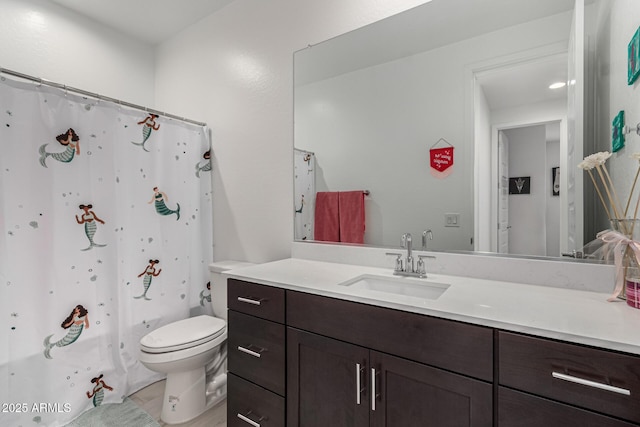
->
[386,232,435,278]
[402,233,414,273]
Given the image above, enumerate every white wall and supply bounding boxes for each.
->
[153,0,431,263]
[296,43,475,250]
[0,0,155,106]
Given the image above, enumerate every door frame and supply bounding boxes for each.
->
[489,118,567,253]
[466,42,570,252]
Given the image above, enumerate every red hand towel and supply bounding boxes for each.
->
[314,192,340,242]
[338,191,365,244]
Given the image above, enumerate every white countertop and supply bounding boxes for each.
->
[225,257,640,356]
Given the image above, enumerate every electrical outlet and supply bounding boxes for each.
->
[445,213,460,227]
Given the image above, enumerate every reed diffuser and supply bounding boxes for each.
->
[579,151,640,306]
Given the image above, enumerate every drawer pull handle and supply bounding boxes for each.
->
[237,296,263,305]
[552,372,631,396]
[237,411,263,427]
[237,345,264,358]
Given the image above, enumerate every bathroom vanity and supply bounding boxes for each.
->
[225,257,640,427]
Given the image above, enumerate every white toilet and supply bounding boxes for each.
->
[139,261,254,424]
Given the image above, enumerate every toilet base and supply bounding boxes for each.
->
[159,368,227,424]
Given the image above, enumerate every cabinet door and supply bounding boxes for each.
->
[370,351,493,427]
[287,328,370,427]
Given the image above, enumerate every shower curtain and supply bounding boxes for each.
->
[0,76,213,426]
[294,149,315,241]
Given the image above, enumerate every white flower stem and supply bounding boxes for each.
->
[595,165,626,232]
[602,164,625,220]
[588,170,612,221]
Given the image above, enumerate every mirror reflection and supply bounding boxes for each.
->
[294,0,622,260]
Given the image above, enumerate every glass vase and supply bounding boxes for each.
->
[609,219,640,306]
[626,267,640,309]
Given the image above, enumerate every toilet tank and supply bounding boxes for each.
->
[208,261,255,320]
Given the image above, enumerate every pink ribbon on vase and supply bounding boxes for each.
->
[597,229,640,301]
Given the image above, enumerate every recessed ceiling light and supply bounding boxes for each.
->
[549,82,566,89]
[549,82,567,89]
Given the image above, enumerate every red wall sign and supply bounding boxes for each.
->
[430,146,454,178]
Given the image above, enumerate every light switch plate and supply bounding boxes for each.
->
[445,213,460,227]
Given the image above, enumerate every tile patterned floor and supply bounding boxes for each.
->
[129,380,227,427]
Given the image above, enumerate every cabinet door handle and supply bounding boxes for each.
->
[237,411,263,427]
[237,296,262,305]
[552,372,631,396]
[237,345,264,358]
[371,367,378,411]
[356,363,365,405]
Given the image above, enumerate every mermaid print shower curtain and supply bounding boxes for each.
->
[0,76,213,426]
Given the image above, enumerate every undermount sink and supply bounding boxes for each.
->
[338,274,450,301]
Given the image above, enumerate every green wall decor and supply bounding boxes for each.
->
[612,110,625,152]
[629,27,640,85]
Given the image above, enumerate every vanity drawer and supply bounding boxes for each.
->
[228,310,286,396]
[498,387,637,427]
[228,279,285,323]
[228,373,285,427]
[499,331,640,424]
[286,290,493,381]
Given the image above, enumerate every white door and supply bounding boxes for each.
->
[497,130,509,253]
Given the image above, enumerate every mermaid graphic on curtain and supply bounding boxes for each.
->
[86,375,114,407]
[0,75,213,427]
[75,204,106,250]
[135,259,162,300]
[195,149,212,177]
[39,128,81,167]
[149,186,181,220]
[43,305,90,359]
[132,113,160,152]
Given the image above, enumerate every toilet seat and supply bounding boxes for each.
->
[140,315,226,354]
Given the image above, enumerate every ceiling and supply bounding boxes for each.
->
[49,0,235,45]
[476,53,569,111]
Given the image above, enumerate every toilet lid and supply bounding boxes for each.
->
[140,315,226,353]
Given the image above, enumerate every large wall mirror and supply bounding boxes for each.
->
[294,0,628,260]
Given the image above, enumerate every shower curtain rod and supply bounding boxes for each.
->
[0,67,207,127]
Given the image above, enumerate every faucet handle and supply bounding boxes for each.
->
[386,252,403,272]
[422,229,433,250]
[416,255,436,275]
[401,233,412,248]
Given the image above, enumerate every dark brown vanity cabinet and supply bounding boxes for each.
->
[498,332,640,426]
[286,291,493,427]
[227,278,640,426]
